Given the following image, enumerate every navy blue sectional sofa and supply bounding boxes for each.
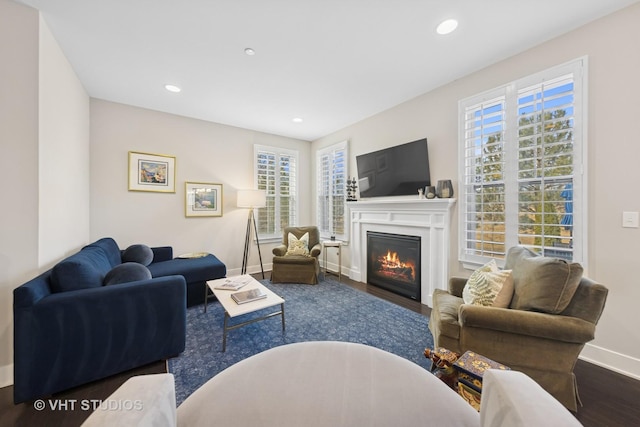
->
[13,237,226,404]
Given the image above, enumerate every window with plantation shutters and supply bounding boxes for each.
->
[254,145,298,239]
[316,141,348,241]
[460,92,507,262]
[459,58,586,267]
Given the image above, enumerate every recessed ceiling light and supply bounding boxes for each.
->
[164,84,181,93]
[436,19,458,35]
[292,117,303,123]
[244,48,256,56]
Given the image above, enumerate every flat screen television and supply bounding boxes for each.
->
[356,138,430,198]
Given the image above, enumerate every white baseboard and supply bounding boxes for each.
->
[579,342,640,381]
[0,363,14,388]
[226,264,272,278]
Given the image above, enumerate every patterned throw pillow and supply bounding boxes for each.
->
[463,259,514,307]
[286,232,310,256]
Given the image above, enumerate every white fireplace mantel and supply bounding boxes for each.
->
[347,198,456,307]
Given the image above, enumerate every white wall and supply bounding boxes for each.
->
[312,3,640,379]
[0,0,39,387]
[89,100,312,274]
[0,0,91,387]
[38,14,91,268]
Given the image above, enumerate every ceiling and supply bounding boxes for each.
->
[18,0,639,141]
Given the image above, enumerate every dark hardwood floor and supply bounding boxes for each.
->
[2,273,639,426]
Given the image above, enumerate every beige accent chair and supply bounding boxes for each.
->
[271,226,322,284]
[429,246,608,412]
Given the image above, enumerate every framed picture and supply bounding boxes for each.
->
[185,182,223,217]
[128,151,176,193]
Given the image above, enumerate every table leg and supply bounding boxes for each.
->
[222,312,229,352]
[322,249,327,279]
[337,247,341,282]
[204,284,209,313]
[281,303,286,331]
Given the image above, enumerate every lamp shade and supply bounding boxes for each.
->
[237,189,266,208]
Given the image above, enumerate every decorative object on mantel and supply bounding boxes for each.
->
[425,186,436,199]
[418,188,425,199]
[346,177,358,201]
[436,180,454,198]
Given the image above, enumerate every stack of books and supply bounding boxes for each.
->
[231,288,267,305]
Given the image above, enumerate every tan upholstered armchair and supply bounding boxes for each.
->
[271,226,322,284]
[429,246,608,412]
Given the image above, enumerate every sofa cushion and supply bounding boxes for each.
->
[103,262,152,286]
[147,254,226,284]
[506,246,583,314]
[462,259,513,307]
[122,244,154,266]
[492,275,515,308]
[50,246,112,293]
[83,237,122,267]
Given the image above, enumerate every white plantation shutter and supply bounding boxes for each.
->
[278,151,297,228]
[461,91,507,263]
[459,58,585,266]
[255,145,298,239]
[516,73,578,260]
[317,141,348,240]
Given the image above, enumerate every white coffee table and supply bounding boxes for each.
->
[207,275,285,351]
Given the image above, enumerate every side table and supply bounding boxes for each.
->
[322,240,342,281]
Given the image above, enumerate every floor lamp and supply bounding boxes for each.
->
[237,189,266,278]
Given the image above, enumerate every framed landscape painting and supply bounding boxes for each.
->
[185,182,223,217]
[128,151,176,193]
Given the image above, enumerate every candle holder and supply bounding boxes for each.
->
[425,186,436,199]
[436,180,454,198]
[346,177,358,201]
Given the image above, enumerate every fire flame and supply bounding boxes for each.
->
[378,250,415,281]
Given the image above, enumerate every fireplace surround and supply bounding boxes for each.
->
[348,198,455,306]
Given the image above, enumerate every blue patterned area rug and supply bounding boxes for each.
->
[168,276,434,405]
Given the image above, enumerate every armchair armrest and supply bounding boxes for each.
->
[82,374,177,427]
[151,246,173,263]
[273,245,287,256]
[481,370,583,427]
[310,243,322,257]
[458,304,596,343]
[448,277,467,298]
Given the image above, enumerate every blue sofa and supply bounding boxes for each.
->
[13,237,226,404]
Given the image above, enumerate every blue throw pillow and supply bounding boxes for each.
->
[122,244,154,266]
[103,262,152,286]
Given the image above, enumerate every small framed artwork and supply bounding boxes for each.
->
[128,151,176,193]
[185,182,223,217]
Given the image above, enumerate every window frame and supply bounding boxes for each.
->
[316,140,349,242]
[458,57,587,268]
[254,144,299,241]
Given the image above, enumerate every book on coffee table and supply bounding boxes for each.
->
[214,275,252,291]
[231,288,268,305]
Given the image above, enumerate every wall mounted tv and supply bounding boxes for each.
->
[356,138,431,198]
